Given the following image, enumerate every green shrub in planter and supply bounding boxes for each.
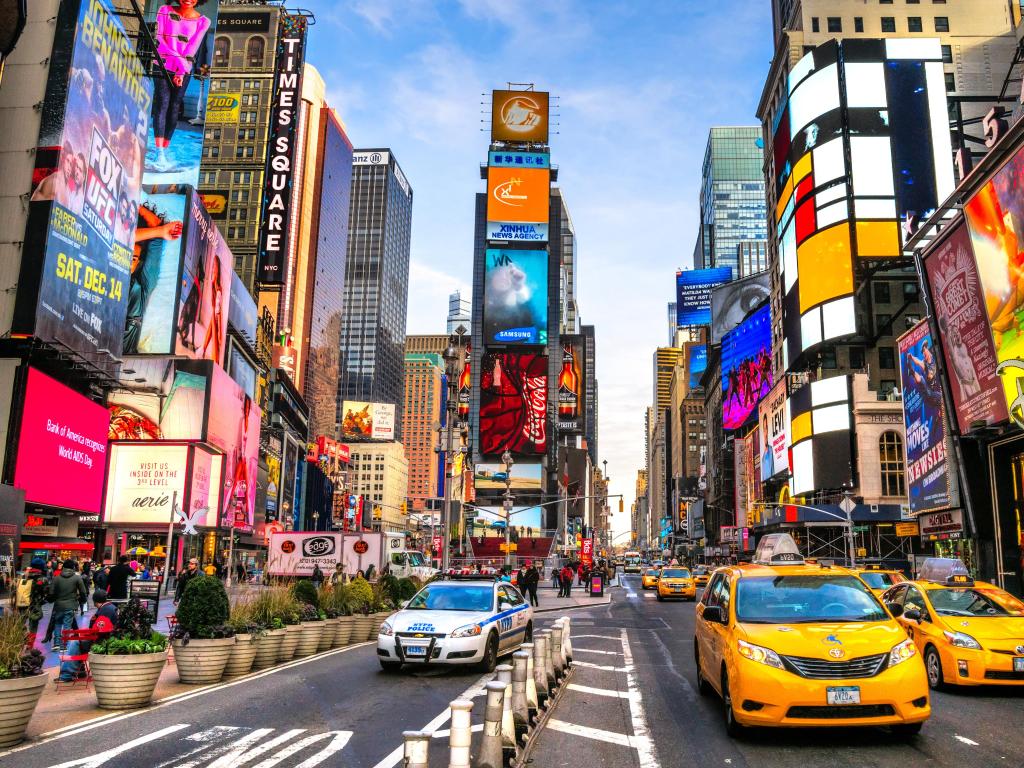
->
[174,575,232,639]
[348,577,373,615]
[292,579,319,608]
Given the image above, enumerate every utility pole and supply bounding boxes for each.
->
[502,450,514,569]
[438,326,467,573]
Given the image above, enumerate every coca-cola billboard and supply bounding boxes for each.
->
[479,351,548,456]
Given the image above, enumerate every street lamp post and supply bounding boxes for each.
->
[438,326,466,574]
[502,450,514,570]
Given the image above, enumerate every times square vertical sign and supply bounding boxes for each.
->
[257,14,308,286]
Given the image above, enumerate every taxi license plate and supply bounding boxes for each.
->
[1014,658,1024,672]
[826,686,861,705]
[405,645,427,657]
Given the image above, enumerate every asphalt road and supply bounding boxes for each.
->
[529,574,1024,768]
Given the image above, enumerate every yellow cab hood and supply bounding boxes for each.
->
[936,615,1024,643]
[660,577,692,585]
[738,621,904,659]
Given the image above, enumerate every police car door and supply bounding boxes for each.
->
[496,586,522,651]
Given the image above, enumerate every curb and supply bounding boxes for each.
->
[514,663,575,767]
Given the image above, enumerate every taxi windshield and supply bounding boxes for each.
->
[407,584,493,612]
[929,588,1024,617]
[661,569,691,578]
[645,569,660,577]
[693,567,708,575]
[735,575,888,623]
[859,572,898,590]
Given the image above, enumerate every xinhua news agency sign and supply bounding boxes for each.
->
[257,14,308,286]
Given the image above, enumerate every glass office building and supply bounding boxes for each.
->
[339,150,414,439]
[699,127,767,272]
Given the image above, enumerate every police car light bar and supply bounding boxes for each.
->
[752,533,805,565]
[918,558,974,587]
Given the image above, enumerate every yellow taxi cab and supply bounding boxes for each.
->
[657,567,697,601]
[692,566,711,591]
[852,564,907,598]
[640,568,660,590]
[694,533,929,737]
[882,558,1024,690]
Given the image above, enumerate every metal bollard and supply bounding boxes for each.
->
[532,636,551,705]
[539,631,556,692]
[559,616,573,663]
[402,730,430,768]
[495,664,516,754]
[511,650,531,736]
[521,642,539,715]
[447,699,473,768]
[478,682,506,768]
[550,623,566,679]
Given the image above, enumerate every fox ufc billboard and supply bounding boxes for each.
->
[491,90,549,144]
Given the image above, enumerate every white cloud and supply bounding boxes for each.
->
[406,259,472,335]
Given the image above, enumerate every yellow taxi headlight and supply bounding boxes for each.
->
[942,630,982,650]
[737,639,785,670]
[888,639,917,667]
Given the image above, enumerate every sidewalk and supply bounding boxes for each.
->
[532,576,618,613]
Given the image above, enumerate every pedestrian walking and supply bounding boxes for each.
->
[16,557,49,648]
[47,560,87,651]
[236,562,246,583]
[559,564,574,598]
[94,564,110,591]
[311,564,324,589]
[57,590,118,682]
[551,566,559,589]
[106,556,134,600]
[175,557,201,604]
[331,563,345,586]
[522,561,540,607]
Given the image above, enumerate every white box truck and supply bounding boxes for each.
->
[267,531,436,581]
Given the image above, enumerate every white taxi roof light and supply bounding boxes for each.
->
[918,558,974,586]
[753,533,805,565]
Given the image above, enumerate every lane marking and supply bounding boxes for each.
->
[368,671,494,768]
[572,660,630,672]
[50,725,191,768]
[572,647,623,656]
[546,719,637,748]
[567,683,638,700]
[955,734,979,746]
[620,627,661,768]
[572,634,620,641]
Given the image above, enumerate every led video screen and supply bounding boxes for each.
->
[479,352,548,456]
[721,304,772,430]
[483,249,548,345]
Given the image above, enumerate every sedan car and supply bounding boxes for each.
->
[641,568,661,590]
[377,578,533,673]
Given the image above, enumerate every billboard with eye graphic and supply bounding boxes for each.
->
[711,271,771,344]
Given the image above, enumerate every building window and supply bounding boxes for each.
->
[903,282,920,301]
[878,346,896,369]
[906,0,920,3]
[849,347,865,369]
[945,72,956,92]
[941,44,952,63]
[820,347,838,369]
[873,281,891,303]
[876,314,892,334]
[908,16,922,32]
[881,16,896,32]
[246,36,266,67]
[880,0,893,3]
[879,432,906,497]
[811,17,820,32]
[214,36,230,67]
[934,16,949,32]
[827,17,842,32]
[854,17,864,32]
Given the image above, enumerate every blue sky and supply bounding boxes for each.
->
[301,0,774,534]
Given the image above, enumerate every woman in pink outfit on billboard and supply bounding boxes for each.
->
[200,249,224,364]
[151,0,211,167]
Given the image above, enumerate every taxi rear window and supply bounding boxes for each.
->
[929,588,1024,617]
[645,569,660,576]
[735,576,887,623]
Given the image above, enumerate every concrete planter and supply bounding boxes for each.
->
[0,674,46,748]
[172,637,234,684]
[252,628,285,670]
[223,633,258,677]
[89,650,167,709]
[355,615,377,642]
[319,618,339,651]
[277,623,301,662]
[334,616,355,646]
[294,622,323,658]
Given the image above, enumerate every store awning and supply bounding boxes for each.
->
[19,536,93,552]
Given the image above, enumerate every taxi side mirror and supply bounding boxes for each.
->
[702,605,727,625]
[903,608,922,623]
[885,602,903,618]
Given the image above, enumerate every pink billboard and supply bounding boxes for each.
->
[15,367,110,513]
[206,364,260,532]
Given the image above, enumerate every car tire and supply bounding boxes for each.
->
[656,594,664,602]
[924,645,946,691]
[694,646,712,697]
[891,722,923,739]
[478,633,499,673]
[379,660,402,673]
[722,672,745,738]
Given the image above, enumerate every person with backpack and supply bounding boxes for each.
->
[17,557,50,647]
[47,560,87,651]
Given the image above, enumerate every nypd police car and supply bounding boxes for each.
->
[377,578,533,672]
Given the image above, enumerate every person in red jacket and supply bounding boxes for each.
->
[559,564,574,598]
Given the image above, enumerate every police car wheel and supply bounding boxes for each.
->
[379,660,402,673]
[478,633,499,673]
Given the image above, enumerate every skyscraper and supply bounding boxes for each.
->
[447,291,471,335]
[403,353,444,512]
[698,127,768,272]
[340,149,413,439]
[581,324,598,464]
